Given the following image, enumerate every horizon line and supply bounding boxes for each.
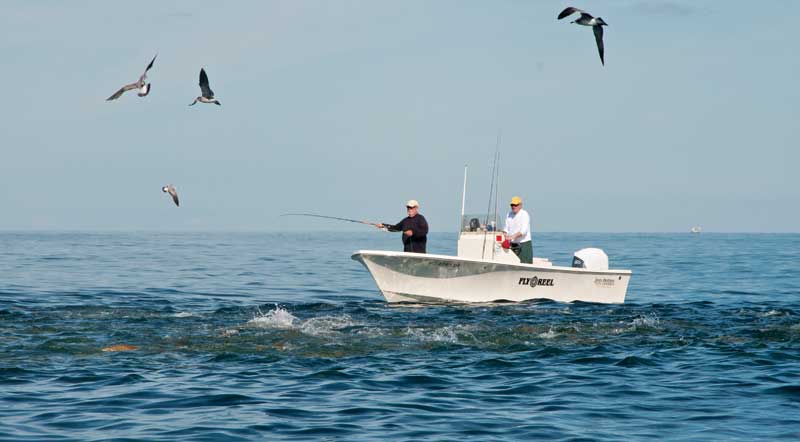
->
[0,229,798,235]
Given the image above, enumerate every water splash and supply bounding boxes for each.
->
[173,312,196,318]
[405,325,477,344]
[246,305,297,329]
[538,327,558,339]
[299,315,357,337]
[630,312,660,330]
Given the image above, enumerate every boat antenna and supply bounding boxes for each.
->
[493,156,500,259]
[459,164,467,236]
[481,132,501,259]
[280,213,378,226]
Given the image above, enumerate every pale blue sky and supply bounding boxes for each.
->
[1,1,797,232]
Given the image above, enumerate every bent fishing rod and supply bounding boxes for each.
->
[280,213,388,228]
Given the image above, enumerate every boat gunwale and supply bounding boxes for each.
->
[351,250,632,276]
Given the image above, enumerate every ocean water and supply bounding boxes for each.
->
[1,232,799,441]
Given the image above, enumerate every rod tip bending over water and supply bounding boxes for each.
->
[280,213,380,227]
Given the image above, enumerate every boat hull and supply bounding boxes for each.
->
[352,250,630,304]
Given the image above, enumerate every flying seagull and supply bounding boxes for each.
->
[557,7,608,66]
[189,68,221,106]
[106,54,157,101]
[162,185,179,207]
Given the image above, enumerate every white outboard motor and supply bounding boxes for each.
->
[572,248,609,271]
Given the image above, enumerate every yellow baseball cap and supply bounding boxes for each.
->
[406,199,419,208]
[510,196,522,205]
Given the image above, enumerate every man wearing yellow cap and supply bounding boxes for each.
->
[376,200,429,253]
[504,196,532,263]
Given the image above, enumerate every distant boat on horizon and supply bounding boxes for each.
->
[690,226,702,234]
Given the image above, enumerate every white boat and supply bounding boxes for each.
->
[690,226,702,234]
[352,167,632,304]
[352,230,631,304]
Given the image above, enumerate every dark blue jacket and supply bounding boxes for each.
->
[385,214,428,253]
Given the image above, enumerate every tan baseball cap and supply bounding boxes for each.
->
[510,196,522,205]
[406,200,419,208]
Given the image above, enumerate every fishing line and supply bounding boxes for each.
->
[280,213,378,227]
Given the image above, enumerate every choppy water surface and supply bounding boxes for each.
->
[1,232,799,441]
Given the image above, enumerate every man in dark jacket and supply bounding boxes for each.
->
[376,199,429,253]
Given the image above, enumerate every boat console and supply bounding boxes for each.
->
[457,214,552,266]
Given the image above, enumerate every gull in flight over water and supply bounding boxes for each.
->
[162,185,179,207]
[106,54,157,100]
[557,7,608,66]
[189,68,221,106]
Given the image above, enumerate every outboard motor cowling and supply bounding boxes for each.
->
[572,248,609,271]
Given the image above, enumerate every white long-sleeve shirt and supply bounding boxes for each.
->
[504,208,531,243]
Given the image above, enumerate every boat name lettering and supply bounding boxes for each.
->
[518,276,554,288]
[438,261,461,268]
[594,278,615,287]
